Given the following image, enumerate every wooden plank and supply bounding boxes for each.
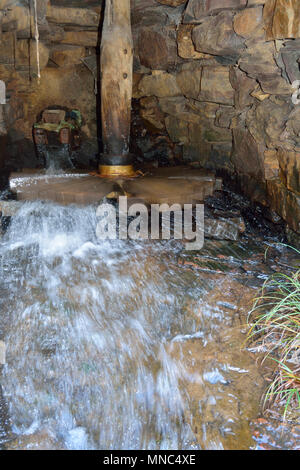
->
[8,170,221,207]
[100,0,133,158]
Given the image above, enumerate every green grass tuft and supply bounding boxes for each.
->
[247,245,300,418]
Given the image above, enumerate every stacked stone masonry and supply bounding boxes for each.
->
[0,0,300,234]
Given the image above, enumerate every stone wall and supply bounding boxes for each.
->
[132,0,300,236]
[0,0,300,234]
[0,0,101,169]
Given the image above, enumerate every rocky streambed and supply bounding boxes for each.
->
[0,189,299,450]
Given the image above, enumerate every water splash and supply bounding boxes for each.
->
[0,201,271,449]
[0,202,203,449]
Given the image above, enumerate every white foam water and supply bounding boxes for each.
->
[0,200,271,450]
[0,201,202,450]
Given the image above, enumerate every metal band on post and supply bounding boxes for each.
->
[98,165,136,178]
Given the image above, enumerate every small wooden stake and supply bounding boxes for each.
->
[100,0,133,167]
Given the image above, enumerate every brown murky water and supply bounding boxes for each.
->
[0,201,299,450]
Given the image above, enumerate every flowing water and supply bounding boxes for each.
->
[0,200,298,450]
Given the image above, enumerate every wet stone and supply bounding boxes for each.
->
[205,217,246,241]
[6,429,61,450]
[286,226,300,251]
[251,419,300,450]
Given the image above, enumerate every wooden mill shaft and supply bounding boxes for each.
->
[99,0,134,177]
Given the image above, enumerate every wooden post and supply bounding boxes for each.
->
[99,0,134,176]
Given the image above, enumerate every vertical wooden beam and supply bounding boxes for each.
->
[99,0,134,175]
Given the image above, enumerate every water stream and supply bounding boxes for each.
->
[0,200,298,450]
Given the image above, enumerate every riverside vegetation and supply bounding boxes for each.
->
[248,246,300,420]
